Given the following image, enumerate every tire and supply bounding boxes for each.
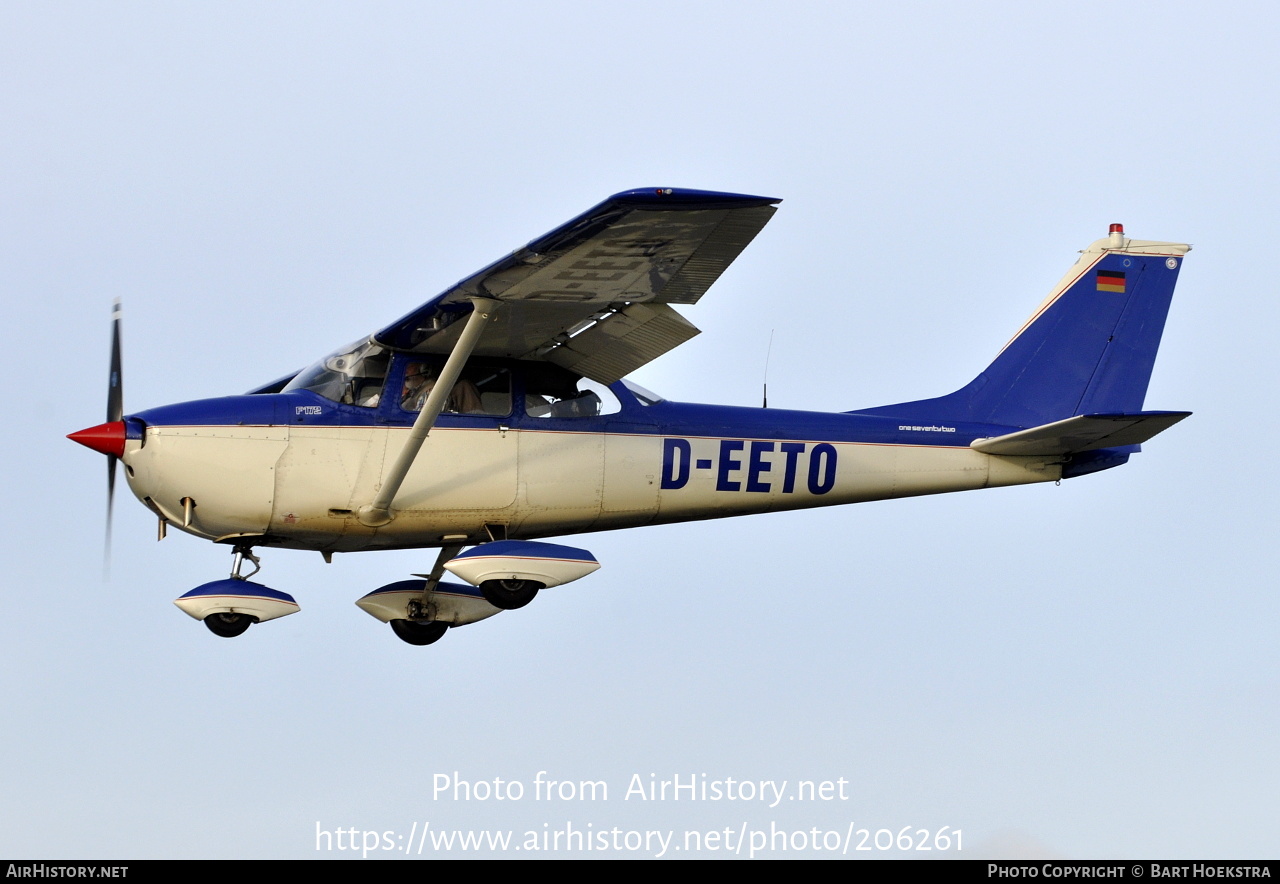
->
[479,579,542,610]
[390,619,449,646]
[204,612,255,638]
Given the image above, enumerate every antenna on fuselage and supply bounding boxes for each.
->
[762,329,774,408]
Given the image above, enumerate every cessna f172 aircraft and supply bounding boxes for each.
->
[68,188,1191,645]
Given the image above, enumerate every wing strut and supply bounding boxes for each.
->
[358,298,499,527]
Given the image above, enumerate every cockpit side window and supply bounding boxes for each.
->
[281,339,389,407]
[400,360,512,416]
[525,376,622,419]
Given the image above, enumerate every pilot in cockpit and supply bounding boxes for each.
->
[401,362,483,414]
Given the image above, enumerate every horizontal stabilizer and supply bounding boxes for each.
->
[971,411,1191,456]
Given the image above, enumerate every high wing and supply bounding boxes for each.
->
[373,188,780,384]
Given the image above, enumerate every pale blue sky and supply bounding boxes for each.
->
[3,1,1276,859]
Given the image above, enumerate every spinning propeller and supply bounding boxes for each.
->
[67,299,127,572]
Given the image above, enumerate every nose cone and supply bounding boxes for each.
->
[68,421,126,458]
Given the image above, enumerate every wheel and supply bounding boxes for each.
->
[390,619,449,646]
[479,579,542,610]
[203,612,255,638]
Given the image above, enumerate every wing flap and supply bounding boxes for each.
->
[373,189,778,376]
[543,303,700,385]
[971,411,1191,456]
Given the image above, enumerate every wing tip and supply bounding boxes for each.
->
[609,187,781,208]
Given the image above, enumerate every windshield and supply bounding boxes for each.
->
[282,339,390,407]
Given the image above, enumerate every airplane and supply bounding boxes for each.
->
[68,188,1191,645]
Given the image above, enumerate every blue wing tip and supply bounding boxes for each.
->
[609,187,781,207]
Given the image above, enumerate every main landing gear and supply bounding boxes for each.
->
[371,546,464,646]
[389,618,449,646]
[355,544,557,646]
[479,579,541,610]
[443,540,598,613]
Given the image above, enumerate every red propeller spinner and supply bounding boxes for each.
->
[67,421,126,458]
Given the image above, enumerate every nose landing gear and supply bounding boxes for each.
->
[229,544,261,581]
[173,544,299,638]
[204,611,255,638]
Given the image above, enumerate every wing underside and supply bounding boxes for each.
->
[373,189,779,384]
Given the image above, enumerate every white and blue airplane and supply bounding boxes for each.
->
[69,188,1191,645]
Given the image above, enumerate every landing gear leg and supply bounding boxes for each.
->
[387,544,462,646]
[200,544,263,637]
[230,543,261,581]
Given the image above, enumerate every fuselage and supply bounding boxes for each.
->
[120,375,1061,554]
[65,195,1189,647]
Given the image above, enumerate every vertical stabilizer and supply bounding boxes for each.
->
[853,227,1190,428]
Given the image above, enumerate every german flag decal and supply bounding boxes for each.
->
[1097,269,1126,293]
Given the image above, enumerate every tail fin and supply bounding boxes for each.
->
[854,226,1190,428]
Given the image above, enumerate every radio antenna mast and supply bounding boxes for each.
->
[762,329,774,408]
